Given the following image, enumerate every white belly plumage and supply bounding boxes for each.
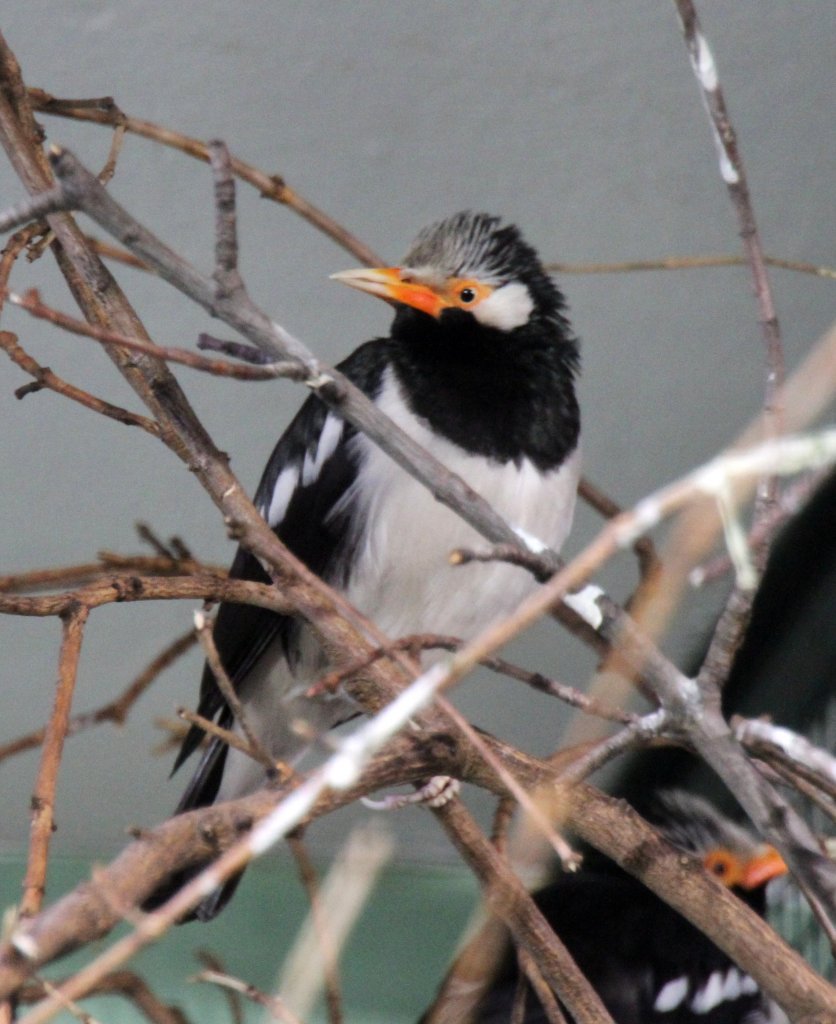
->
[217,368,580,800]
[342,371,580,640]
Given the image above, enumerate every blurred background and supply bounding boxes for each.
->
[0,3,833,1021]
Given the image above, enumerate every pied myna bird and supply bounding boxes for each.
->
[171,212,582,919]
[459,792,787,1024]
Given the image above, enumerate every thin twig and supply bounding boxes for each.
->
[175,708,274,769]
[0,553,224,596]
[761,758,836,829]
[0,629,196,765]
[20,606,89,918]
[37,978,102,1024]
[28,89,381,266]
[578,476,660,583]
[546,253,836,279]
[431,800,613,1024]
[83,234,149,270]
[0,223,41,309]
[194,952,242,1024]
[517,948,568,1024]
[4,287,302,381]
[19,972,189,1024]
[690,468,830,587]
[97,123,125,186]
[734,718,836,802]
[0,328,160,434]
[284,836,343,1024]
[308,632,633,723]
[193,970,305,1024]
[193,610,278,773]
[673,0,785,492]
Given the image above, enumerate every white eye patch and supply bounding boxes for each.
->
[471,281,534,331]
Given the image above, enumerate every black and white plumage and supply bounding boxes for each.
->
[172,212,581,918]
[460,792,787,1024]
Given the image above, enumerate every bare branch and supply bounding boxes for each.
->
[431,799,613,1024]
[546,253,836,279]
[673,0,785,497]
[193,610,279,775]
[0,573,294,619]
[194,970,305,1024]
[4,287,303,381]
[0,553,225,596]
[734,718,836,803]
[0,328,160,434]
[0,629,196,765]
[27,88,381,266]
[19,606,89,918]
[20,973,189,1024]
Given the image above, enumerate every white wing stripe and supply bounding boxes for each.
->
[302,414,344,486]
[654,976,689,1012]
[691,970,726,1014]
[267,465,300,527]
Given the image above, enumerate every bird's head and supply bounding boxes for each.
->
[646,791,788,899]
[331,211,571,341]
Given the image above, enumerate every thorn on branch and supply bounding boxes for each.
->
[14,379,44,399]
[197,333,279,366]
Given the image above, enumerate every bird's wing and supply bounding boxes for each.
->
[173,340,389,785]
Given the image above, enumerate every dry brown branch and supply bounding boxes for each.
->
[0,552,225,595]
[0,572,293,619]
[4,286,304,381]
[1,747,832,1022]
[431,799,612,1024]
[546,253,836,279]
[674,0,785,467]
[20,972,189,1024]
[27,88,381,267]
[19,606,89,918]
[577,476,660,584]
[193,610,278,773]
[0,629,196,765]
[194,970,305,1024]
[734,718,836,804]
[308,632,633,724]
[0,328,160,433]
[518,947,569,1024]
[194,951,243,1024]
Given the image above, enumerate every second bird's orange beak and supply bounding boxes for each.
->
[740,846,787,890]
[331,267,446,319]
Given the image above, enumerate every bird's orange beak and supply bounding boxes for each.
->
[740,846,787,890]
[331,267,446,319]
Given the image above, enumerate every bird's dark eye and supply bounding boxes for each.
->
[703,849,736,883]
[459,287,476,304]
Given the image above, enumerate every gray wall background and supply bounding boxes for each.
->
[0,3,834,868]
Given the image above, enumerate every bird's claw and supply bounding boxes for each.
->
[362,775,461,811]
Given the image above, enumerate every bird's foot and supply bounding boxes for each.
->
[362,775,460,811]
